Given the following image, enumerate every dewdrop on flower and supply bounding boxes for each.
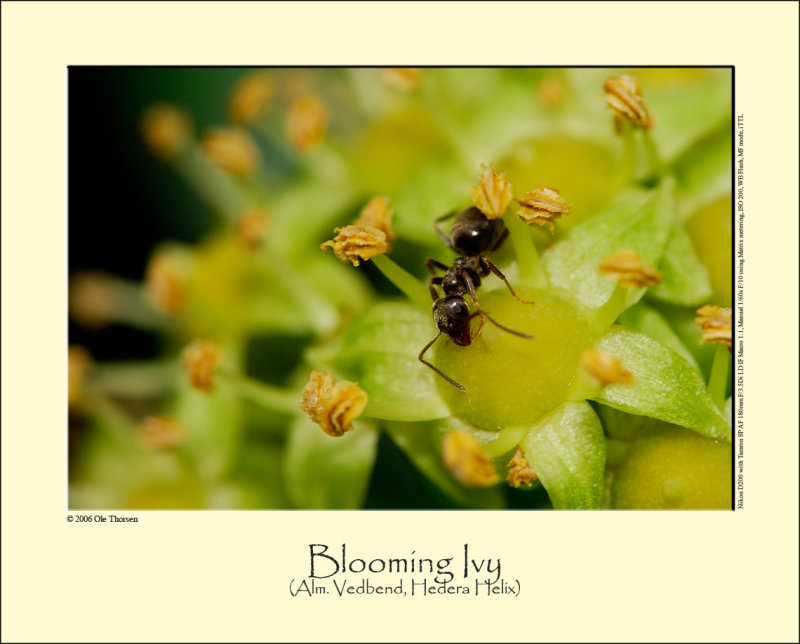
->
[181,340,222,393]
[472,163,513,220]
[299,371,368,438]
[515,185,572,234]
[598,249,661,288]
[200,127,260,177]
[441,431,500,488]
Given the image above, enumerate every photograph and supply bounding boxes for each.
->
[68,66,734,511]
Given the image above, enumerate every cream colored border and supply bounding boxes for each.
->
[2,1,798,642]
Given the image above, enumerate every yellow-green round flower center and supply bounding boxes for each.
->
[434,287,596,430]
[611,428,732,509]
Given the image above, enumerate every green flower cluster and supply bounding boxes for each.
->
[69,68,732,510]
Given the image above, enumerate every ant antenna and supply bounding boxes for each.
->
[474,311,534,339]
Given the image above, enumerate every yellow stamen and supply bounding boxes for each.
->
[694,305,732,350]
[181,340,222,393]
[320,225,388,266]
[286,95,329,151]
[506,446,538,488]
[68,346,93,408]
[69,272,119,328]
[515,185,572,234]
[144,249,191,315]
[598,249,661,288]
[140,103,192,159]
[235,208,271,251]
[228,72,274,125]
[299,370,368,437]
[580,348,636,387]
[537,75,567,108]
[137,416,187,450]
[603,75,653,130]
[383,68,423,92]
[354,196,395,243]
[441,431,500,488]
[200,127,260,177]
[472,163,513,220]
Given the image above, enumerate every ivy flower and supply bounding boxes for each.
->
[314,175,731,509]
[72,68,733,512]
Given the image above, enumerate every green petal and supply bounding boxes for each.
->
[618,302,700,372]
[384,422,506,509]
[284,416,378,509]
[172,381,243,482]
[328,301,450,421]
[390,157,473,246]
[592,326,731,442]
[542,180,674,312]
[520,401,606,509]
[268,179,359,260]
[672,119,733,221]
[644,69,732,162]
[647,223,713,307]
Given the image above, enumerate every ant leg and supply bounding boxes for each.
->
[418,331,467,392]
[433,210,458,250]
[434,209,459,223]
[428,277,443,301]
[425,257,450,276]
[461,271,486,335]
[470,310,534,339]
[480,256,536,306]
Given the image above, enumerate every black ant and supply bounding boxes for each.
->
[418,206,534,392]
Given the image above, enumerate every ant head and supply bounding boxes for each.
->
[433,295,472,346]
[450,206,502,256]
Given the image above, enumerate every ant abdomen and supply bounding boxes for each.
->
[449,206,503,256]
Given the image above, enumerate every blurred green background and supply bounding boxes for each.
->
[68,67,732,510]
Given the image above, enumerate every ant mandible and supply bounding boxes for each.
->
[418,207,534,392]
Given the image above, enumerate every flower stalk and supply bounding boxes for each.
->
[217,370,304,415]
[707,343,730,411]
[502,212,547,288]
[372,254,431,310]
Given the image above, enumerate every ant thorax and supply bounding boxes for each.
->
[442,257,483,297]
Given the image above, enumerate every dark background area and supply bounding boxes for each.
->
[68,68,248,361]
[68,68,558,509]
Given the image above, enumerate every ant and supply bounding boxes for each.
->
[418,206,534,392]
